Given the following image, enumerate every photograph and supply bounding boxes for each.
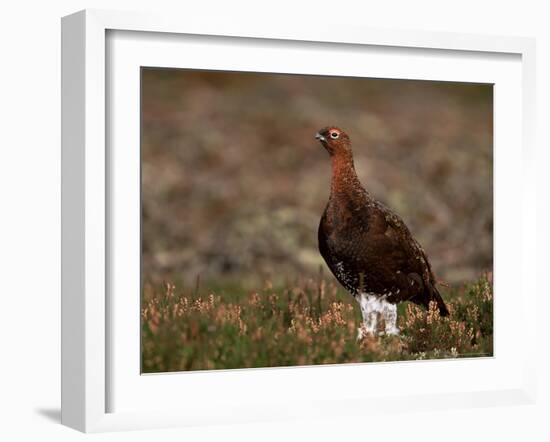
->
[140,68,493,373]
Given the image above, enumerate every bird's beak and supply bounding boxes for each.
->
[315,132,326,142]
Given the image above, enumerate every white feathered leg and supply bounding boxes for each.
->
[381,300,399,335]
[357,293,379,339]
[356,294,399,338]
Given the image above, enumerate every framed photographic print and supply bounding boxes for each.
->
[61,9,537,432]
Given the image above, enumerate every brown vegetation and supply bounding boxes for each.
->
[141,69,493,288]
[141,274,492,373]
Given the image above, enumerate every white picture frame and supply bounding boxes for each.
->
[61,9,537,433]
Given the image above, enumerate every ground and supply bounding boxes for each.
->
[141,273,493,373]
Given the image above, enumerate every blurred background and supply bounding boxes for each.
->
[141,68,492,289]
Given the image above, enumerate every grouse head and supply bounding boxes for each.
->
[315,127,352,156]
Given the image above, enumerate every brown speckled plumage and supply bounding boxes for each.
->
[316,126,449,316]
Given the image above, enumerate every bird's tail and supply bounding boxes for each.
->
[431,286,449,317]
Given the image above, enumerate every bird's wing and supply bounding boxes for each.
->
[354,202,435,302]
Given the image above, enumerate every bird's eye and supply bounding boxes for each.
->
[330,132,339,139]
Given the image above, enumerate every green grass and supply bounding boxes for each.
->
[141,274,493,373]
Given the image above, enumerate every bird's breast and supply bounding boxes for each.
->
[320,206,370,266]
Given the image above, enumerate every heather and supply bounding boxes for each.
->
[141,273,492,372]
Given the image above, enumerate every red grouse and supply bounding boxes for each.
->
[316,126,449,338]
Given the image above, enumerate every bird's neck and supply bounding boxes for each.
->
[330,152,363,196]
